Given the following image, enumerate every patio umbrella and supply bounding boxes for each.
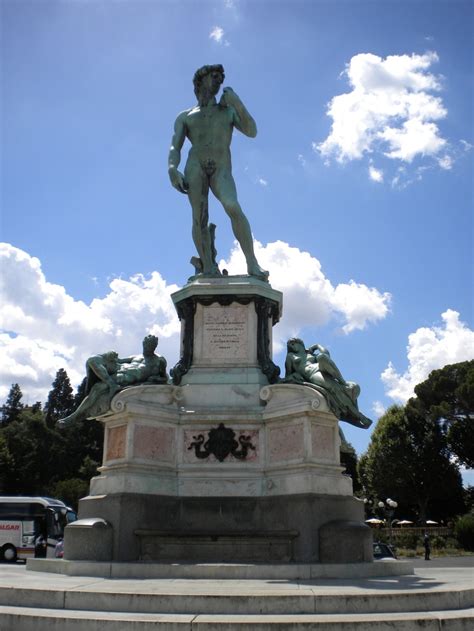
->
[365,518,384,524]
[426,520,438,525]
[398,520,414,525]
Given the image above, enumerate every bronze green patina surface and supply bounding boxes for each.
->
[284,338,373,430]
[61,335,168,424]
[168,64,268,281]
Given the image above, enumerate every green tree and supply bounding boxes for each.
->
[414,361,474,468]
[454,514,474,551]
[464,486,474,513]
[0,406,63,494]
[58,415,103,480]
[73,377,88,409]
[0,376,104,499]
[44,368,75,428]
[47,478,89,512]
[1,383,24,425]
[340,441,361,493]
[0,434,15,493]
[359,404,464,522]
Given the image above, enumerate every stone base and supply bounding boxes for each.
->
[66,277,373,566]
[89,383,352,499]
[28,557,414,579]
[64,518,113,562]
[73,492,370,563]
[319,520,372,563]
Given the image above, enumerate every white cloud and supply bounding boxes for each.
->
[331,280,391,334]
[209,26,224,42]
[369,165,384,182]
[0,242,391,404]
[0,243,181,404]
[209,26,229,46]
[372,400,386,418]
[379,119,446,162]
[437,155,453,170]
[316,51,452,181]
[257,177,268,187]
[381,310,474,403]
[220,240,391,349]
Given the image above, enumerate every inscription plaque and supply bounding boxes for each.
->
[202,305,248,359]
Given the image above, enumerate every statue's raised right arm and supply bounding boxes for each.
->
[220,87,257,137]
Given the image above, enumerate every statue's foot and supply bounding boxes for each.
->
[248,264,269,282]
[189,268,222,282]
[58,410,81,425]
[201,263,222,277]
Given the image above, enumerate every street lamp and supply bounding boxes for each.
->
[378,498,398,546]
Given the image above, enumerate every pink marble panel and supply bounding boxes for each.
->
[311,425,335,461]
[268,424,304,463]
[133,425,176,463]
[106,425,127,461]
[183,428,259,464]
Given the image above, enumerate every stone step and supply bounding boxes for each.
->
[27,558,415,580]
[2,583,473,615]
[1,605,473,630]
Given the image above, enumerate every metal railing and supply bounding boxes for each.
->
[375,527,452,537]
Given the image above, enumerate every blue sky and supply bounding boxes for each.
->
[1,0,473,483]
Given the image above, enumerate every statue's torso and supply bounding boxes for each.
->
[185,104,234,165]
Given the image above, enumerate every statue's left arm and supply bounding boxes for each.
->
[221,87,257,138]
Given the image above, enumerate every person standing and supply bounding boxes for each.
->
[423,533,431,560]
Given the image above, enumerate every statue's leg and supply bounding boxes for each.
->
[317,354,347,385]
[211,170,268,280]
[60,382,110,424]
[185,168,215,274]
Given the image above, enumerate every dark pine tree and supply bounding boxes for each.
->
[73,377,88,410]
[1,383,24,425]
[340,441,362,494]
[414,361,474,469]
[44,369,75,428]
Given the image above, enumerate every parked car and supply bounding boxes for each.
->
[373,541,397,559]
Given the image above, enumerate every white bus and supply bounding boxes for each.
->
[0,496,77,561]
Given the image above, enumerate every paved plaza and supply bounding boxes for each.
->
[0,557,472,629]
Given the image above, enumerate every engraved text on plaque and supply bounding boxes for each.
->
[202,305,248,360]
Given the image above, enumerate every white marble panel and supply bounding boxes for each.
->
[193,302,258,365]
[264,468,353,496]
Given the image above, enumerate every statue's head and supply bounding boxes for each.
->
[142,334,158,354]
[102,351,119,373]
[193,64,225,99]
[103,351,119,360]
[287,337,305,352]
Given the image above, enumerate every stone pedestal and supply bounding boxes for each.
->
[70,277,371,564]
[171,276,282,397]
